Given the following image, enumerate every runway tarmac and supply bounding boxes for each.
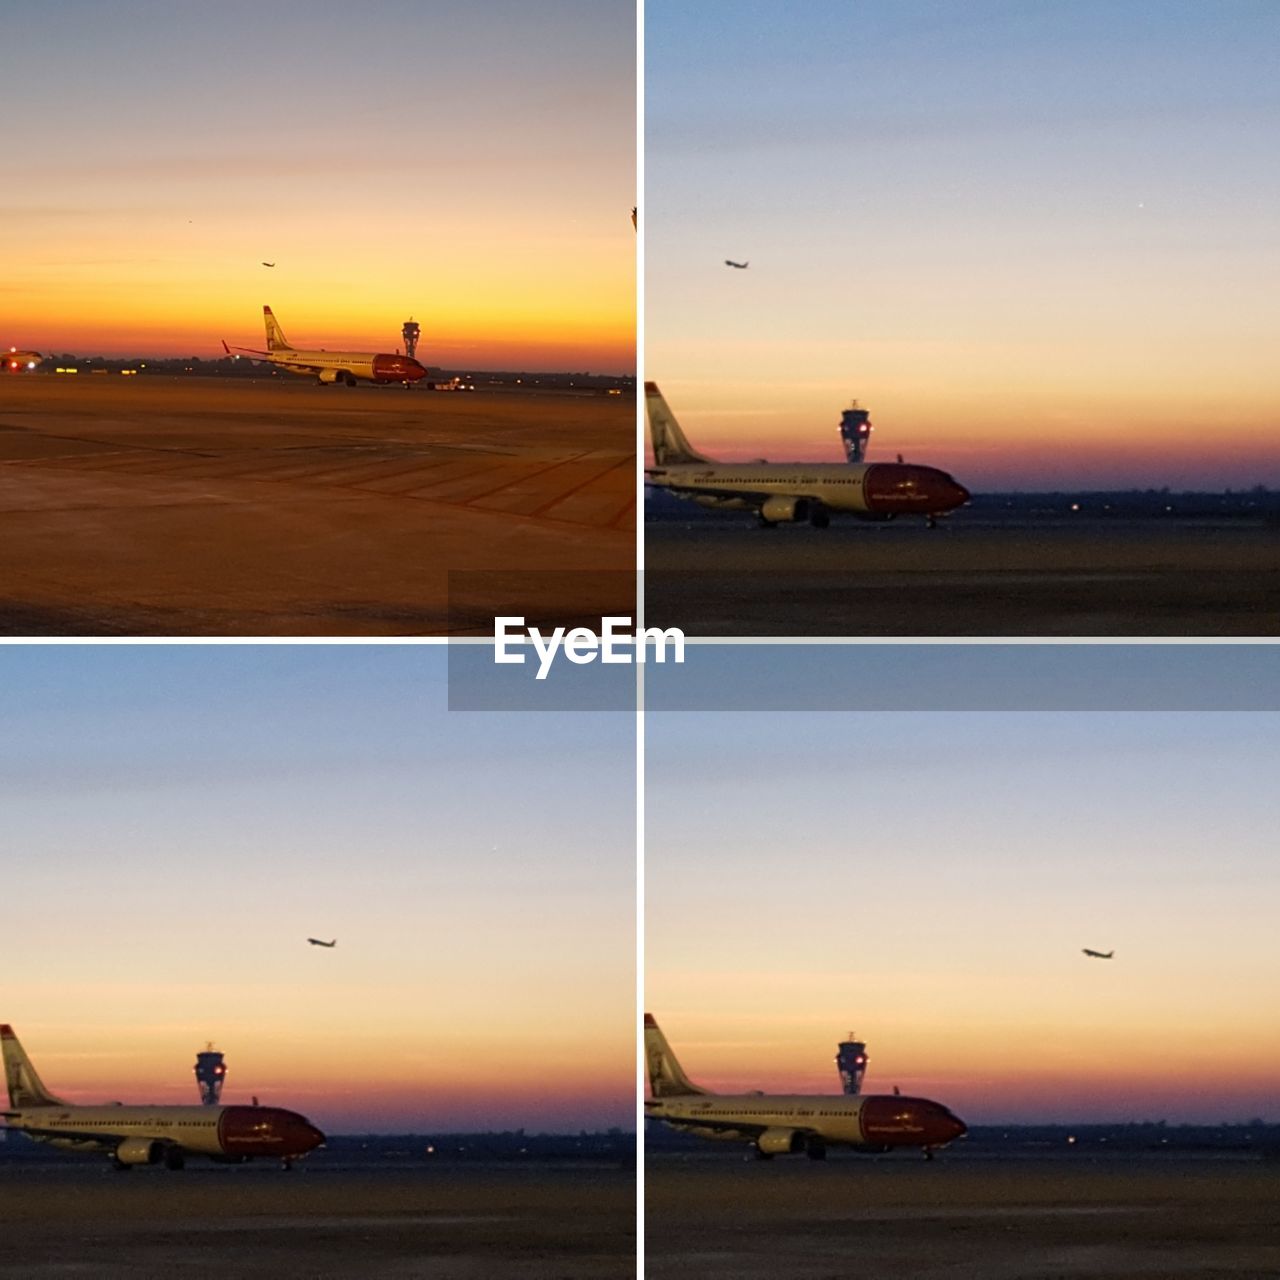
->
[646,1150,1280,1278]
[0,378,634,635]
[645,516,1280,635]
[0,1156,633,1278]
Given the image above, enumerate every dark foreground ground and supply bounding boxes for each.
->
[0,1155,633,1278]
[0,377,634,635]
[646,1149,1280,1278]
[645,513,1280,636]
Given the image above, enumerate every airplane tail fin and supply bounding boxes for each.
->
[644,1015,708,1098]
[645,383,714,466]
[1,1026,68,1108]
[262,306,293,352]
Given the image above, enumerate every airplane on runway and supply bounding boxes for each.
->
[223,306,427,386]
[1082,948,1115,959]
[307,938,336,948]
[724,259,749,269]
[5,348,42,372]
[1,1024,324,1171]
[645,383,970,528]
[644,1015,966,1161]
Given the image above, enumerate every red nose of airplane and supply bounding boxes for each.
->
[861,1096,967,1147]
[916,468,969,512]
[934,1108,967,1143]
[297,1120,326,1152]
[371,354,427,382]
[864,464,970,514]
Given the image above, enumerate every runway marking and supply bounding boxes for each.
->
[4,440,635,534]
[531,455,636,521]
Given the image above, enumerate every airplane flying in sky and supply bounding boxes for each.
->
[223,306,427,386]
[644,1015,966,1161]
[261,261,275,268]
[307,938,336,948]
[1082,948,1115,959]
[645,383,970,527]
[724,259,749,269]
[1,1025,324,1171]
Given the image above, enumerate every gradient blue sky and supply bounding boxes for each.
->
[0,645,634,1132]
[647,646,1280,1123]
[646,0,1280,488]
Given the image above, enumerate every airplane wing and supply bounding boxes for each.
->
[223,340,269,358]
[647,472,773,507]
[649,1109,813,1141]
[265,355,335,373]
[5,1121,126,1148]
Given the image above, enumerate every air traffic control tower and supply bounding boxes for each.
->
[838,401,873,463]
[835,1032,868,1095]
[194,1044,226,1106]
[401,318,421,362]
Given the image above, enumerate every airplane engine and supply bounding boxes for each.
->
[113,1137,164,1165]
[755,1127,803,1155]
[317,369,340,384]
[759,496,807,524]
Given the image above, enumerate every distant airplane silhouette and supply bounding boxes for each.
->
[307,938,336,948]
[1082,948,1114,959]
[724,259,749,269]
[261,262,275,268]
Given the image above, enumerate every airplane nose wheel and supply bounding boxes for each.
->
[923,1148,936,1161]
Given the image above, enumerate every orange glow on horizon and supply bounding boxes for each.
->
[10,262,635,371]
[647,377,1280,489]
[13,1017,634,1133]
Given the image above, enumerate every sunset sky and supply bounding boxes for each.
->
[646,1,1280,489]
[1,0,635,371]
[647,646,1280,1124]
[0,645,634,1133]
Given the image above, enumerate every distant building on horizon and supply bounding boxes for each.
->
[835,1032,868,1095]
